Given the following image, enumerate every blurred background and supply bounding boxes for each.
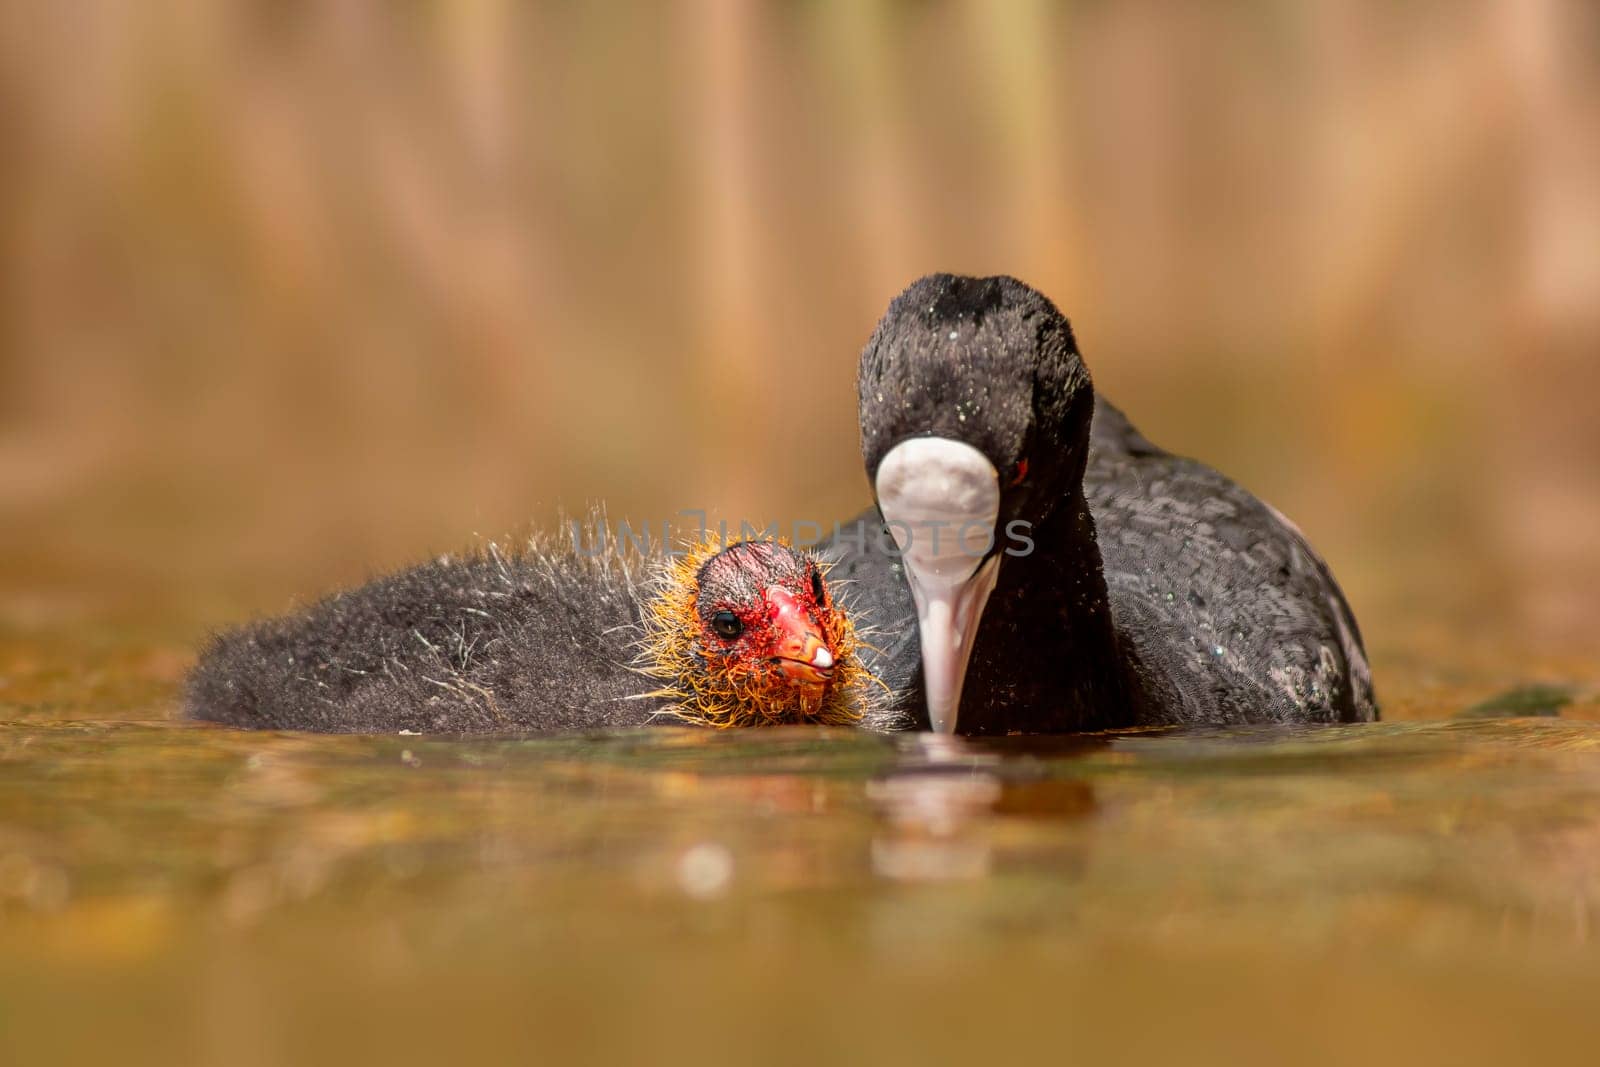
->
[2,0,1597,692]
[4,8,1600,1062]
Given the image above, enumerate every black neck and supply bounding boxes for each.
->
[949,487,1131,735]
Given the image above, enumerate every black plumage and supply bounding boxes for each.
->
[827,273,1377,734]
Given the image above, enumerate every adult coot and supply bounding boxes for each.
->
[187,537,876,733]
[828,273,1377,735]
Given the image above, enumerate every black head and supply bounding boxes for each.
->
[858,274,1094,528]
[856,274,1097,734]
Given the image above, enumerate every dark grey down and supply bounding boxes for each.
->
[186,547,658,733]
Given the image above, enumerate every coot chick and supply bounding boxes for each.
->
[187,537,875,733]
[830,273,1377,734]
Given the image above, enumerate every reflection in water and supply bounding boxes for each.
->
[4,717,1600,940]
[865,734,1102,881]
[868,769,1002,882]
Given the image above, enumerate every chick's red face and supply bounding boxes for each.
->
[694,542,840,694]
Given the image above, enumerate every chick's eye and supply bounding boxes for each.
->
[810,568,826,604]
[711,611,743,639]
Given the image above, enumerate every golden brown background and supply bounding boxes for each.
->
[4,12,1600,1062]
[2,1,1597,695]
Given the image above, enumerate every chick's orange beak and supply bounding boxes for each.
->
[764,586,836,688]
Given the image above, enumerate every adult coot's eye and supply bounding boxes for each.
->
[711,611,743,639]
[810,567,826,604]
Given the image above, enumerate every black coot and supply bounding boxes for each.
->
[828,273,1377,735]
[186,537,873,733]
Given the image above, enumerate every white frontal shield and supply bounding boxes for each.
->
[874,437,1003,734]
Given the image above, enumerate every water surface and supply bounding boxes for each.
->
[3,620,1600,1065]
